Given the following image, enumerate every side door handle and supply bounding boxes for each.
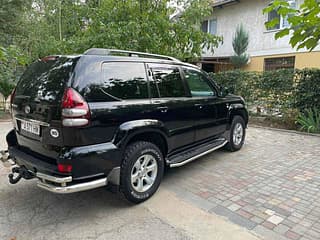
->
[157,106,168,113]
[194,104,203,109]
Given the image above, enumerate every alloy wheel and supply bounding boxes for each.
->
[131,154,158,193]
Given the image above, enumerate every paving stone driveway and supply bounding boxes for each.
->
[1,121,319,240]
[164,126,320,240]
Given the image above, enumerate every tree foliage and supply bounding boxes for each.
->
[0,0,31,44]
[0,0,30,107]
[15,0,222,61]
[0,45,27,92]
[230,24,249,68]
[79,0,222,60]
[0,0,222,102]
[263,0,320,51]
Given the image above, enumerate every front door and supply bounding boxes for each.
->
[182,67,228,142]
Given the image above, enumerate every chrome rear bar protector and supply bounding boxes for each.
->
[37,177,108,194]
[36,172,72,184]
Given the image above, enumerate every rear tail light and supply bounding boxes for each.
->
[58,163,72,173]
[61,88,90,127]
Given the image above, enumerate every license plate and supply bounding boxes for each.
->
[21,120,40,135]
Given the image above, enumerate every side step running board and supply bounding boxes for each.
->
[169,140,228,168]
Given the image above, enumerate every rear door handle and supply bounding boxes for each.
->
[157,107,168,113]
[194,104,203,109]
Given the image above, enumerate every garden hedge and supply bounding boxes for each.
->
[294,69,320,111]
[209,68,320,116]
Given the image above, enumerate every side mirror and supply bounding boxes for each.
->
[220,86,229,97]
[219,85,236,97]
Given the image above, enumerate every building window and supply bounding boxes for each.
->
[264,56,295,71]
[266,0,296,30]
[201,19,217,35]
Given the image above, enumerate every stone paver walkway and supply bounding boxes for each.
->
[1,121,319,240]
[163,127,320,240]
[0,122,259,240]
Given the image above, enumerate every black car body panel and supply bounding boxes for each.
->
[4,49,248,192]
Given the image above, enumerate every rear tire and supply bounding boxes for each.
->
[225,115,246,152]
[120,141,164,204]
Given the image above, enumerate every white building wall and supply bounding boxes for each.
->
[203,0,316,58]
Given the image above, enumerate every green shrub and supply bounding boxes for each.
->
[296,108,320,133]
[209,69,296,113]
[209,70,259,102]
[209,68,320,130]
[295,69,320,112]
[259,69,295,111]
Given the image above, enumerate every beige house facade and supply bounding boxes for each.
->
[201,0,320,72]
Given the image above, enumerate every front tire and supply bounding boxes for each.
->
[120,141,164,203]
[225,115,246,152]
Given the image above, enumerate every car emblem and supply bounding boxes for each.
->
[50,129,59,138]
[24,105,31,114]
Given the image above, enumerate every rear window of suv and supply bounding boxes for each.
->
[16,56,79,102]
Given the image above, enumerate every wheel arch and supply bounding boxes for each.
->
[126,132,168,158]
[228,104,249,129]
[113,119,169,158]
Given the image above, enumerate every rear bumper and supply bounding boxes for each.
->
[36,172,107,194]
[8,145,63,176]
[0,154,109,193]
[4,129,122,192]
[1,143,118,194]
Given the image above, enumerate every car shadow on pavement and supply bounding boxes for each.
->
[0,178,137,227]
[0,146,242,227]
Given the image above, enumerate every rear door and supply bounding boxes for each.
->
[76,61,154,145]
[12,56,79,160]
[182,66,228,142]
[147,63,196,151]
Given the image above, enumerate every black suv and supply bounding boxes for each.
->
[0,49,248,203]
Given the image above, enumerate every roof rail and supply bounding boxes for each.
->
[83,48,181,62]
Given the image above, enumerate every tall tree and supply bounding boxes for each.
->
[0,0,31,45]
[20,0,222,61]
[0,0,30,107]
[0,45,27,111]
[230,24,250,68]
[263,0,320,51]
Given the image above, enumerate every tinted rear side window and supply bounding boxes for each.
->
[84,62,148,101]
[149,64,186,98]
[16,57,78,102]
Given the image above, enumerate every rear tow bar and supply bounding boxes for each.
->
[0,150,34,184]
[8,166,34,184]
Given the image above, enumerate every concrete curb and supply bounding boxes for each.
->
[249,124,320,138]
[144,188,262,240]
[0,120,11,123]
